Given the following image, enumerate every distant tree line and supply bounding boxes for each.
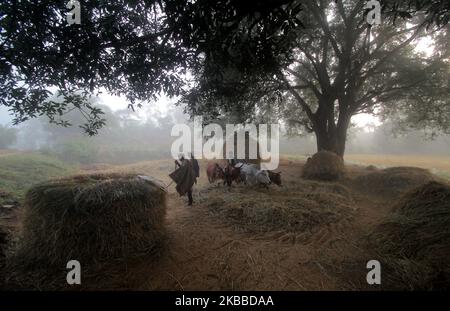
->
[0,125,17,149]
[0,0,448,159]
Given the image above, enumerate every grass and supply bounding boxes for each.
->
[283,153,450,180]
[0,151,75,199]
[1,150,448,199]
[283,154,309,161]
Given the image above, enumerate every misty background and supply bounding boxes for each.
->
[0,99,449,166]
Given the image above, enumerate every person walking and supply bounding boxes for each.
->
[171,154,196,206]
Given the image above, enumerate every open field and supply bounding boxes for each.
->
[345,154,450,179]
[285,153,450,180]
[0,152,75,199]
[1,150,448,290]
[0,150,22,157]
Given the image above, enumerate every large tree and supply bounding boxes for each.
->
[0,0,448,141]
[182,0,449,156]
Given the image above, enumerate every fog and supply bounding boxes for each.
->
[280,125,450,157]
[1,103,449,165]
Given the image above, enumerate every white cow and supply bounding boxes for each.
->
[236,163,271,186]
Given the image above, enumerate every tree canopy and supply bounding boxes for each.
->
[1,0,303,134]
[0,0,448,140]
[182,0,449,155]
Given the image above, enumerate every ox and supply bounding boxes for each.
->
[206,162,225,184]
[223,163,243,187]
[268,171,282,186]
[237,163,271,187]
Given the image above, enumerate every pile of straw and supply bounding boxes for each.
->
[355,166,433,197]
[302,151,345,181]
[9,173,167,284]
[369,181,450,290]
[205,179,354,235]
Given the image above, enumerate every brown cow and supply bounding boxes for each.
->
[268,171,282,186]
[223,163,243,187]
[206,162,225,184]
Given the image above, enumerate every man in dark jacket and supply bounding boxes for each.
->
[171,154,196,206]
[191,153,200,182]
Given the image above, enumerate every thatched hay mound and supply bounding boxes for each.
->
[302,151,345,181]
[205,180,354,235]
[13,173,167,269]
[365,165,377,171]
[369,181,450,290]
[354,166,433,197]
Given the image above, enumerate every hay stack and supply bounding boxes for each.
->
[370,181,450,290]
[365,165,377,171]
[354,166,433,197]
[14,173,167,269]
[302,151,345,181]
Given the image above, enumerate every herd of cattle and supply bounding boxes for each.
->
[206,162,282,188]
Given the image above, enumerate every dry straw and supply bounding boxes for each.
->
[370,181,450,290]
[355,166,433,197]
[205,179,355,235]
[302,151,346,181]
[7,173,167,288]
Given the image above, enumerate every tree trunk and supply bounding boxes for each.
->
[313,114,349,158]
[314,129,346,157]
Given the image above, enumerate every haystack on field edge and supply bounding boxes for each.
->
[302,151,346,181]
[7,173,167,284]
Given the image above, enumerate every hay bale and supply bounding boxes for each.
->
[354,166,433,197]
[13,173,167,269]
[365,165,377,171]
[302,151,345,181]
[369,181,450,290]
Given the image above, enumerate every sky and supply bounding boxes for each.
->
[0,85,382,128]
[0,34,435,129]
[72,35,441,128]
